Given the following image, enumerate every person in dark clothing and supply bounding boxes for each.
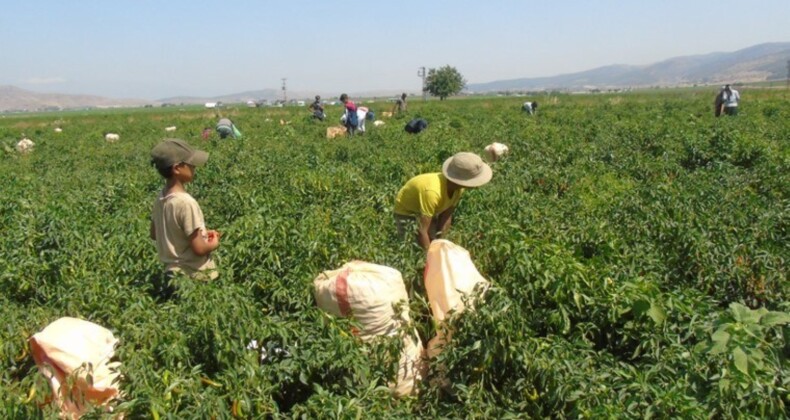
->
[309,95,325,121]
[404,118,428,134]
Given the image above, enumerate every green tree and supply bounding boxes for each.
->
[425,65,466,100]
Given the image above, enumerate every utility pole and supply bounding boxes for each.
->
[417,67,426,101]
[282,78,287,103]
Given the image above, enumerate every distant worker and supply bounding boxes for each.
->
[356,106,371,134]
[149,139,220,298]
[720,84,740,116]
[392,93,408,115]
[393,152,493,250]
[714,86,726,117]
[522,101,538,115]
[404,118,428,134]
[340,93,359,137]
[340,105,373,135]
[216,118,242,139]
[309,95,326,121]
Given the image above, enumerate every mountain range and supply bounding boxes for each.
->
[0,85,149,113]
[158,89,407,106]
[1,42,788,112]
[467,42,790,92]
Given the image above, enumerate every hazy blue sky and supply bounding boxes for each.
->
[2,1,788,99]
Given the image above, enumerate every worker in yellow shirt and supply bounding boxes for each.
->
[394,152,492,249]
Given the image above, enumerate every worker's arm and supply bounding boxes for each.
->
[417,215,433,250]
[189,228,221,256]
[436,207,455,237]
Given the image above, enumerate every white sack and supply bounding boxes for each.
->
[16,138,34,153]
[314,261,425,396]
[484,142,509,162]
[424,240,490,357]
[29,317,121,419]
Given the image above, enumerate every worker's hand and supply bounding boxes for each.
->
[206,230,221,244]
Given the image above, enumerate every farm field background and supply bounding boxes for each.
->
[1,91,788,418]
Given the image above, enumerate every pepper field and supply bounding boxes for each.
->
[1,90,788,418]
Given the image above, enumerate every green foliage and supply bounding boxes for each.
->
[0,91,787,417]
[425,65,467,100]
[697,303,789,417]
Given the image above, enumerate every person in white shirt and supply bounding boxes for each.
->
[340,106,371,134]
[522,101,538,115]
[721,84,740,116]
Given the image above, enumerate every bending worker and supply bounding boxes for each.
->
[393,152,492,250]
[216,118,241,139]
[309,95,325,121]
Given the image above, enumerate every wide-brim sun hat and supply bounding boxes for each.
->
[442,152,493,187]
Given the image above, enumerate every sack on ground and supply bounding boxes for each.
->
[404,118,428,134]
[484,142,509,162]
[424,240,490,357]
[314,261,412,338]
[326,126,347,139]
[29,317,121,419]
[392,334,425,397]
[313,261,425,395]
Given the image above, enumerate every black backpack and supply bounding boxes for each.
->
[405,118,428,134]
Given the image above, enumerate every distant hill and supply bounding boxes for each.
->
[467,42,790,92]
[0,85,149,112]
[3,42,787,112]
[0,85,407,113]
[158,89,408,105]
[159,89,281,105]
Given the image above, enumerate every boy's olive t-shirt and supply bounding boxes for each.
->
[152,191,217,279]
[394,173,464,218]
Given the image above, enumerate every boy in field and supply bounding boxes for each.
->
[149,139,220,294]
[394,152,492,250]
[340,93,359,137]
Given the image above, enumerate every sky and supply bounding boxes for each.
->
[2,1,789,100]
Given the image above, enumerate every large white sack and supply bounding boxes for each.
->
[314,261,425,395]
[29,317,121,419]
[16,138,34,153]
[424,240,490,357]
[392,335,425,397]
[326,126,347,139]
[314,261,410,339]
[484,142,509,162]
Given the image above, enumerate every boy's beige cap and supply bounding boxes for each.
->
[151,138,208,169]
